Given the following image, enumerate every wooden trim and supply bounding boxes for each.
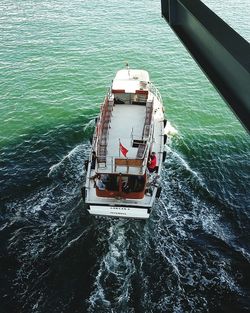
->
[135,90,149,95]
[115,158,143,167]
[96,189,145,199]
[112,89,125,94]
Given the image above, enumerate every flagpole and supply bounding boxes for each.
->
[119,138,120,157]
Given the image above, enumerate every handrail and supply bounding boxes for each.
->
[96,95,114,164]
[149,82,163,104]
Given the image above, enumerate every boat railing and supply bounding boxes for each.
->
[114,157,147,174]
[149,82,163,104]
[96,95,114,164]
[96,155,148,174]
[136,143,147,159]
[129,101,154,149]
[141,100,154,140]
[96,156,113,170]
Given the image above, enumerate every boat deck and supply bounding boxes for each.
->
[95,90,164,174]
[108,104,145,159]
[84,68,166,218]
[87,166,156,207]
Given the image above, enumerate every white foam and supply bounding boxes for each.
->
[83,118,96,132]
[87,221,135,312]
[164,121,178,136]
[48,144,88,178]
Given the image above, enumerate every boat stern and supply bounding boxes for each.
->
[87,205,151,219]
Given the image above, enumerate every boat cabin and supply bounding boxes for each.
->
[94,173,146,199]
[87,69,163,202]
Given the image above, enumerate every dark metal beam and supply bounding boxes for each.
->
[161,0,250,131]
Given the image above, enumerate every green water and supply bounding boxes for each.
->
[0,1,249,312]
[1,0,248,148]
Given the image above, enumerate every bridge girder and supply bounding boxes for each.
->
[161,0,250,131]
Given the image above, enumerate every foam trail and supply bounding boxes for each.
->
[48,144,89,178]
[87,221,135,313]
[140,195,242,312]
[4,143,93,312]
[164,121,178,136]
[165,145,205,187]
[83,118,96,132]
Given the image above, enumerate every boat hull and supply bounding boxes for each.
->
[88,205,150,219]
[83,68,166,220]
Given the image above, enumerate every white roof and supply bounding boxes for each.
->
[112,69,150,94]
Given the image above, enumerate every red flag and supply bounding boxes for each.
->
[120,142,128,157]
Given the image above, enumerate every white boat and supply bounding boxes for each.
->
[83,66,167,219]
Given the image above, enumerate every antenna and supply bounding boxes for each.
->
[125,62,130,77]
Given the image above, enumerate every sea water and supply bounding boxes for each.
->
[0,1,249,312]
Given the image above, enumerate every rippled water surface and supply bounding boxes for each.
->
[0,1,249,312]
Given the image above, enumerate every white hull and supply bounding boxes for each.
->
[89,205,150,219]
[83,68,167,219]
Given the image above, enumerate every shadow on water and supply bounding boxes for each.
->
[0,115,97,204]
[0,139,249,313]
[0,143,96,313]
[83,145,249,313]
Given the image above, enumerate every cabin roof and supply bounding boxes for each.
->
[112,69,149,94]
[114,69,149,82]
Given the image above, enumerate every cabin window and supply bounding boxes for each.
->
[114,97,125,104]
[105,174,119,191]
[121,175,145,193]
[114,93,130,104]
[131,93,147,105]
[113,93,147,105]
[132,139,146,148]
[95,174,145,194]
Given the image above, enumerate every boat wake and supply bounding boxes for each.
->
[84,145,247,312]
[164,121,178,136]
[2,143,92,312]
[87,220,137,313]
[1,142,248,313]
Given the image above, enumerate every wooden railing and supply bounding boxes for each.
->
[136,144,147,159]
[143,100,153,139]
[96,96,114,164]
[114,158,144,173]
[96,188,145,199]
[95,93,153,170]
